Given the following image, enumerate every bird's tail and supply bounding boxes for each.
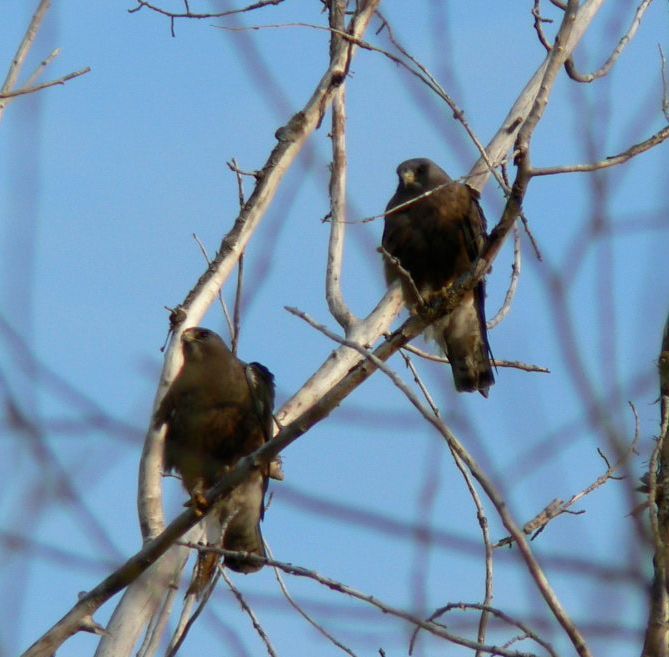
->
[186,472,266,597]
[427,293,494,397]
[188,550,221,598]
[186,508,227,597]
[221,471,266,573]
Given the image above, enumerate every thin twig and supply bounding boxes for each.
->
[401,344,550,374]
[220,17,506,191]
[232,254,244,355]
[659,45,669,122]
[184,545,541,657]
[286,301,590,657]
[378,245,425,307]
[23,47,60,88]
[0,0,51,121]
[165,569,220,657]
[128,0,286,19]
[221,569,278,657]
[266,542,359,657]
[487,226,521,329]
[531,1,554,53]
[500,161,543,262]
[421,602,558,657]
[230,157,247,209]
[229,157,247,355]
[531,125,669,176]
[325,177,454,225]
[0,67,91,99]
[496,412,639,548]
[191,233,235,341]
[375,10,503,189]
[401,352,495,657]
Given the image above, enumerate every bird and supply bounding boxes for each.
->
[155,326,275,593]
[381,157,495,397]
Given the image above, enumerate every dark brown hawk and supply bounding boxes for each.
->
[382,158,494,397]
[156,327,275,593]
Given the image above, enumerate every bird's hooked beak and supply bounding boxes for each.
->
[181,328,199,343]
[399,168,416,188]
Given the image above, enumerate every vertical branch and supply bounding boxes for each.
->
[230,157,248,355]
[232,253,244,355]
[326,0,356,330]
[642,312,669,657]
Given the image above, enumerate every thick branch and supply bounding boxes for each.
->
[93,4,384,657]
[642,311,669,657]
[138,0,382,543]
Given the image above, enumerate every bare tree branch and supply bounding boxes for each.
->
[0,66,91,99]
[266,541,359,657]
[531,125,669,176]
[0,0,51,121]
[564,0,654,83]
[221,569,278,657]
[641,310,669,657]
[128,0,286,20]
[286,304,590,656]
[188,546,546,657]
[487,226,521,330]
[325,0,355,330]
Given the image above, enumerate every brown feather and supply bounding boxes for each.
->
[157,327,275,594]
[382,158,494,396]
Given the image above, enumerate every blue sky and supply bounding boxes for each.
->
[1,2,668,656]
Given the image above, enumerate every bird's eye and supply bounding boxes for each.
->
[197,329,211,340]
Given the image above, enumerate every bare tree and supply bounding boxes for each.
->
[4,1,669,656]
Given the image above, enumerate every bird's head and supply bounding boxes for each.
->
[181,327,229,361]
[396,158,450,192]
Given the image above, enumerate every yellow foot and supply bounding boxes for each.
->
[184,492,209,517]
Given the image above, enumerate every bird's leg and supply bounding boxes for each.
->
[184,479,209,517]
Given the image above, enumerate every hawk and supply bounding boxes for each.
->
[382,158,494,397]
[156,327,275,593]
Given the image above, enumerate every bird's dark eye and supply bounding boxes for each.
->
[416,163,427,175]
[196,329,212,340]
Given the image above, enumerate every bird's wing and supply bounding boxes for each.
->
[459,185,487,263]
[245,362,276,443]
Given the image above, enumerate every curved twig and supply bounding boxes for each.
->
[564,0,654,83]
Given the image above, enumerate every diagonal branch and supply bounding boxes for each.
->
[286,305,590,657]
[138,0,383,542]
[0,67,91,99]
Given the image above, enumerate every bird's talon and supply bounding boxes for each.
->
[184,492,209,516]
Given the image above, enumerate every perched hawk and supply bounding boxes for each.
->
[382,158,494,397]
[156,327,275,593]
